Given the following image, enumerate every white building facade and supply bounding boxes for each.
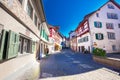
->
[76,0,120,53]
[69,31,77,51]
[40,22,50,57]
[0,0,47,79]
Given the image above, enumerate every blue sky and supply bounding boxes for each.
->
[42,0,120,37]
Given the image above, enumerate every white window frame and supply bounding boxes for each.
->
[106,23,114,29]
[107,32,115,39]
[112,45,116,51]
[107,13,118,19]
[26,1,33,19]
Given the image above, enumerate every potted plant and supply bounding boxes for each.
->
[93,48,106,57]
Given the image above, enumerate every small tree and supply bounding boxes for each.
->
[93,48,106,57]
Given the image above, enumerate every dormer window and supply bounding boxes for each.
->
[108,4,114,9]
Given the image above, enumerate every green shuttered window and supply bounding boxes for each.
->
[94,21,102,28]
[95,33,104,40]
[6,30,19,59]
[41,29,49,41]
[0,30,20,60]
[0,30,7,60]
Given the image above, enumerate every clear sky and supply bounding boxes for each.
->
[42,0,120,37]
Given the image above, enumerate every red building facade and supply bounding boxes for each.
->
[49,26,63,51]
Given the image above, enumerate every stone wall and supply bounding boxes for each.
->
[93,56,120,69]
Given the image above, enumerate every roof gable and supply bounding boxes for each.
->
[87,0,120,17]
[74,0,120,35]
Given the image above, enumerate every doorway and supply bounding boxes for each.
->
[79,46,80,52]
[81,46,85,52]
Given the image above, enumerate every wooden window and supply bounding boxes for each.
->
[108,4,114,9]
[96,13,99,17]
[81,26,84,31]
[95,33,104,40]
[40,26,43,36]
[43,30,45,37]
[26,1,33,19]
[94,21,102,28]
[107,13,118,19]
[19,37,31,54]
[32,41,35,53]
[112,45,116,51]
[107,32,115,39]
[34,14,37,26]
[106,23,114,29]
[78,36,88,43]
[38,22,40,30]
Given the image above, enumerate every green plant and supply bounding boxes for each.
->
[93,48,106,57]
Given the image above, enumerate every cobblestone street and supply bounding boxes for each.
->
[39,49,120,80]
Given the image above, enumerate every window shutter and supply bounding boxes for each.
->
[94,22,97,27]
[40,29,42,36]
[0,30,7,60]
[41,29,42,36]
[32,42,35,53]
[14,34,20,56]
[41,29,43,36]
[45,33,46,39]
[6,30,19,59]
[43,30,45,37]
[100,22,102,28]
[101,34,104,39]
[42,29,44,37]
[95,34,98,39]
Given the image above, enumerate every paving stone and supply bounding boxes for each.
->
[40,49,120,80]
